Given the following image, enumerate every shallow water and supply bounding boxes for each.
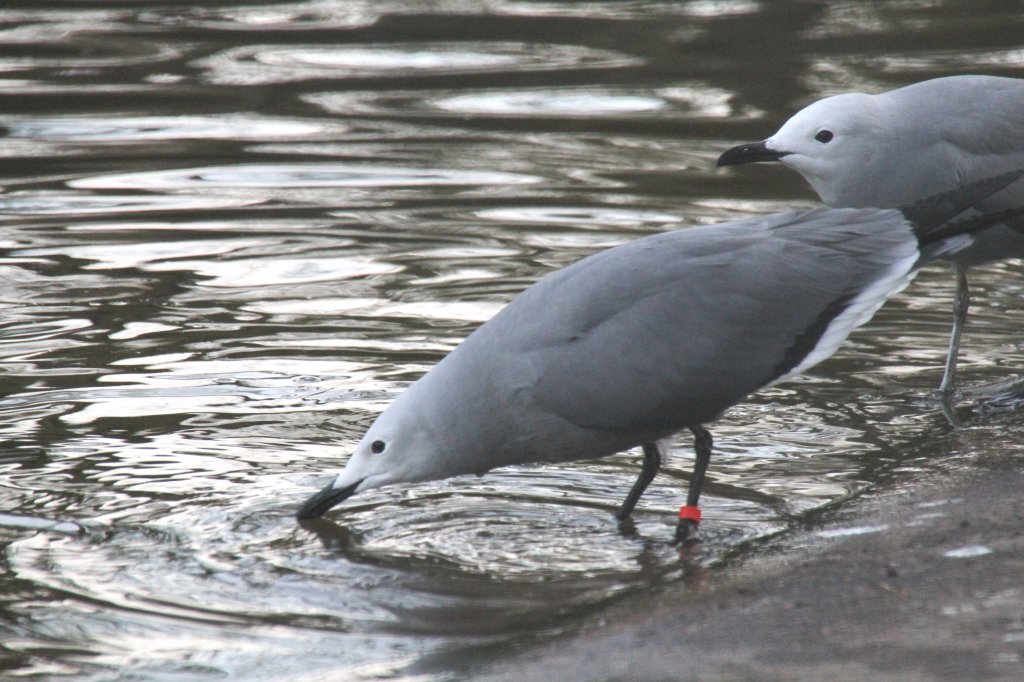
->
[1,1,1023,679]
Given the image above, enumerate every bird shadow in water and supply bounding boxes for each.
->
[297,517,362,554]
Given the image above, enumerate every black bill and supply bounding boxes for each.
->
[716,140,790,167]
[296,478,364,520]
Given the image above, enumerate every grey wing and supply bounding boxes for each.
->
[888,77,1024,260]
[502,209,919,433]
[952,159,1024,264]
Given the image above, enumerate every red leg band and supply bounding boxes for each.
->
[678,505,701,523]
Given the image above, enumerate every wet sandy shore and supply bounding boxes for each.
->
[473,438,1024,681]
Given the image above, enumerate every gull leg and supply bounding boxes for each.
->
[616,442,661,520]
[937,263,1024,406]
[939,263,969,399]
[675,425,712,544]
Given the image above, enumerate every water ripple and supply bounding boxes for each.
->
[0,194,262,216]
[196,42,642,84]
[146,256,404,288]
[2,115,347,142]
[0,20,183,72]
[308,84,752,120]
[3,2,1023,679]
[68,163,543,191]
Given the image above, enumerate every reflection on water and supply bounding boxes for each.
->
[308,85,748,119]
[197,42,642,83]
[1,0,1023,679]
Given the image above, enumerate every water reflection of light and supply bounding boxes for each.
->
[0,26,181,69]
[46,358,379,424]
[871,49,1024,73]
[183,0,382,30]
[108,322,180,341]
[246,297,503,323]
[0,194,260,216]
[146,256,403,288]
[432,90,668,116]
[197,42,641,84]
[262,47,521,70]
[815,524,890,538]
[308,85,754,120]
[3,115,342,141]
[680,0,760,17]
[69,163,543,190]
[17,239,269,270]
[474,206,681,227]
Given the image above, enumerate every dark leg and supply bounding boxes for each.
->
[939,263,969,399]
[616,442,661,520]
[938,262,1024,406]
[675,425,713,543]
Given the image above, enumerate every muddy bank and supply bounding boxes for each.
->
[471,442,1024,681]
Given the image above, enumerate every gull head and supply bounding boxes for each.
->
[296,387,446,520]
[718,93,882,206]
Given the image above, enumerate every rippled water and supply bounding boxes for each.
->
[1,1,1023,679]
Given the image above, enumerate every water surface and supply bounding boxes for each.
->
[1,1,1023,679]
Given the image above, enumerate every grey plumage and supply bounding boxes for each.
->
[298,175,1021,540]
[718,75,1024,395]
[517,213,911,431]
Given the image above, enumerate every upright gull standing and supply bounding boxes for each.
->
[717,75,1024,398]
[298,175,1022,542]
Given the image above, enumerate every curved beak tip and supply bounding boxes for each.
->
[716,140,788,167]
[296,478,363,520]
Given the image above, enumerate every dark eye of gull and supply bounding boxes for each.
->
[815,129,834,143]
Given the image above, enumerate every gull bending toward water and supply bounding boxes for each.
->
[718,75,1024,400]
[298,173,1023,542]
